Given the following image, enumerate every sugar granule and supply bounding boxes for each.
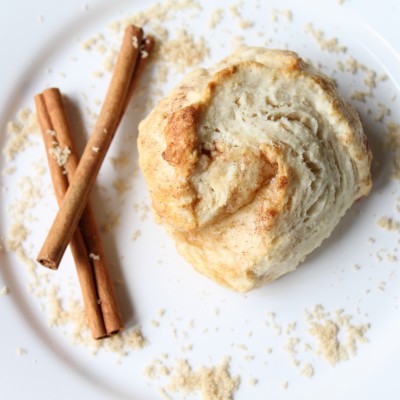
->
[0,286,9,296]
[4,109,40,161]
[49,145,71,167]
[377,216,400,233]
[151,357,241,400]
[306,306,370,366]
[304,23,347,53]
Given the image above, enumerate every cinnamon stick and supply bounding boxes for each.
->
[120,35,155,121]
[41,88,123,335]
[35,93,108,339]
[37,25,145,269]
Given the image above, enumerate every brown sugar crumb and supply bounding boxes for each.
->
[238,20,254,30]
[107,20,121,33]
[16,348,28,356]
[95,44,107,54]
[308,319,343,365]
[160,29,209,72]
[377,216,400,233]
[285,321,297,335]
[304,23,347,53]
[151,319,160,328]
[131,229,141,241]
[89,253,100,261]
[6,222,29,252]
[49,144,71,168]
[281,381,289,390]
[161,357,240,400]
[271,8,293,23]
[0,286,9,296]
[264,311,282,336]
[228,3,254,29]
[104,327,147,357]
[243,354,255,362]
[133,201,151,221]
[143,358,171,379]
[247,377,258,386]
[2,166,17,175]
[80,33,105,52]
[47,285,146,356]
[101,211,121,232]
[158,308,166,317]
[91,71,104,78]
[306,305,370,365]
[344,59,387,108]
[112,178,132,196]
[377,281,386,292]
[374,103,391,122]
[300,363,314,378]
[80,0,209,83]
[3,109,40,161]
[32,161,47,176]
[5,176,43,284]
[345,57,359,74]
[228,4,240,18]
[364,70,377,89]
[113,0,201,33]
[103,50,117,73]
[283,336,300,360]
[208,8,224,29]
[181,344,193,352]
[109,153,130,169]
[350,90,371,102]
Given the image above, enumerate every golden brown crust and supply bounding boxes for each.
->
[162,105,201,177]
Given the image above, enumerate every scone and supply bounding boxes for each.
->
[138,47,372,292]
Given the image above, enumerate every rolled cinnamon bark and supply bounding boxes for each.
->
[37,25,144,270]
[41,88,123,336]
[35,93,108,339]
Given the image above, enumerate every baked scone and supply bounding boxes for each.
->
[138,47,372,292]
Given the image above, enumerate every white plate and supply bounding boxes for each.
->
[1,0,400,399]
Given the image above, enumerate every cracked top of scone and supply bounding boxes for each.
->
[138,47,372,292]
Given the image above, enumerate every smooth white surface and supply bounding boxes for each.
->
[0,0,400,399]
